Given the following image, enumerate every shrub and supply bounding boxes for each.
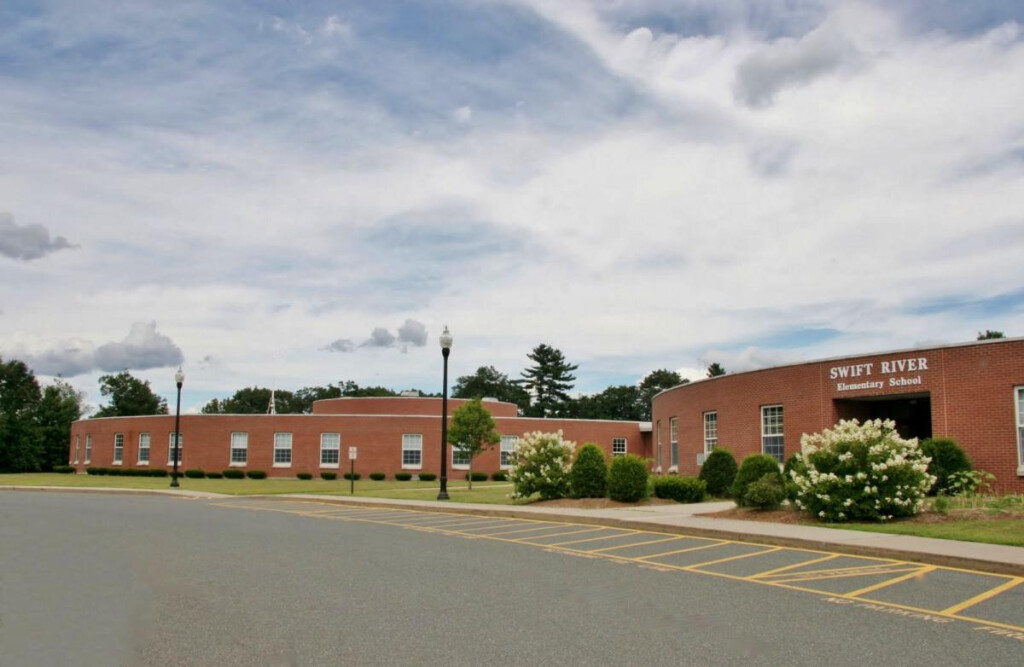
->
[205,471,224,479]
[490,471,508,482]
[369,472,386,481]
[732,455,783,507]
[246,470,267,479]
[222,469,244,479]
[297,472,313,480]
[783,453,805,480]
[699,449,738,497]
[652,476,706,503]
[569,443,608,499]
[106,467,123,476]
[184,469,205,479]
[149,469,169,477]
[464,471,488,482]
[920,438,972,494]
[745,474,785,510]
[86,467,106,475]
[509,431,576,501]
[53,465,76,474]
[320,471,337,480]
[343,472,361,481]
[791,418,935,522]
[417,472,436,482]
[608,454,650,503]
[394,472,412,481]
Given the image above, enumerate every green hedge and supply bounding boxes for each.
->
[53,465,76,474]
[343,472,361,481]
[745,474,785,509]
[394,472,412,481]
[921,438,972,494]
[205,471,224,479]
[184,469,205,479]
[652,476,706,503]
[732,455,783,507]
[417,472,436,482]
[222,469,245,479]
[321,472,337,480]
[490,471,508,482]
[608,454,650,503]
[369,472,386,481]
[246,470,267,479]
[699,449,738,497]
[464,471,488,482]
[569,443,607,499]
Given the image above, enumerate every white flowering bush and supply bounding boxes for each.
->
[509,431,576,500]
[791,419,935,522]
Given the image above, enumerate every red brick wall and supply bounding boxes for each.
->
[311,396,519,418]
[652,339,1024,493]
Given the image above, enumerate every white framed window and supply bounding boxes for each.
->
[703,412,718,453]
[612,438,627,457]
[1016,387,1024,475]
[452,444,471,469]
[500,435,518,468]
[138,433,150,464]
[656,420,662,469]
[402,434,422,469]
[74,435,80,464]
[320,433,340,468]
[112,433,124,464]
[273,432,292,467]
[168,433,183,464]
[762,405,784,464]
[230,432,248,466]
[669,418,678,468]
[84,435,92,464]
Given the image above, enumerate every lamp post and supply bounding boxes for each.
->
[437,326,453,500]
[170,367,184,488]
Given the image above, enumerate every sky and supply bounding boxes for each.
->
[1,0,1023,414]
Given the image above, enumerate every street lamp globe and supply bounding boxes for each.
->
[438,325,453,500]
[439,326,453,350]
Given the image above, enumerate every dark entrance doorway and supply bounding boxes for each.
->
[834,393,932,441]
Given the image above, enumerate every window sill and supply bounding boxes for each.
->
[273,463,292,468]
[229,461,247,467]
[452,464,470,470]
[320,463,339,469]
[112,461,122,466]
[1017,465,1024,477]
[401,465,423,470]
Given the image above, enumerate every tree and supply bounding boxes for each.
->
[446,398,500,490]
[638,369,688,420]
[519,344,578,417]
[0,358,43,472]
[36,379,84,470]
[94,371,168,417]
[201,387,299,414]
[706,362,726,378]
[452,366,530,413]
[977,330,1005,340]
[294,384,343,413]
[567,385,643,421]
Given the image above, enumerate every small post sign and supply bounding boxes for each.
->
[349,447,358,460]
[348,447,357,494]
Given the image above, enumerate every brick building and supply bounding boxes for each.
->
[651,338,1024,493]
[68,396,650,479]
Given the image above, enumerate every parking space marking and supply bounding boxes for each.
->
[846,566,937,598]
[749,553,839,579]
[688,546,783,570]
[941,577,1024,616]
[589,536,683,554]
[547,531,639,547]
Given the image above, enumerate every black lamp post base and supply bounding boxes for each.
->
[170,475,179,488]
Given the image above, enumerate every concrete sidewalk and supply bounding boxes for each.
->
[5,485,1023,576]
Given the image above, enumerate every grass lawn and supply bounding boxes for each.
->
[823,518,1024,547]
[0,473,518,503]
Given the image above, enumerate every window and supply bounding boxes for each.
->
[74,436,80,464]
[273,433,292,466]
[1016,387,1024,474]
[320,433,340,467]
[452,444,471,468]
[703,412,718,452]
[500,435,519,468]
[138,433,150,464]
[402,434,422,468]
[656,421,662,469]
[230,432,248,465]
[612,438,627,457]
[670,418,678,468]
[762,405,784,464]
[85,435,92,464]
[168,433,183,464]
[113,433,124,464]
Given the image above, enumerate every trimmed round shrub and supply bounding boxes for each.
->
[297,472,313,480]
[222,469,244,479]
[464,471,488,482]
[652,476,706,503]
[86,467,107,475]
[369,472,386,481]
[246,470,267,479]
[745,474,785,510]
[569,443,608,499]
[732,454,783,507]
[184,469,205,479]
[343,472,361,481]
[920,438,972,494]
[699,449,738,497]
[107,467,124,476]
[417,472,436,482]
[490,471,508,482]
[205,471,224,479]
[783,453,805,480]
[509,431,576,501]
[394,472,412,481]
[149,469,169,477]
[53,465,76,474]
[320,471,337,480]
[607,454,650,503]
[792,419,935,522]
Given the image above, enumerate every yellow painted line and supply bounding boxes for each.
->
[472,523,574,537]
[588,536,685,554]
[686,547,783,570]
[771,566,923,585]
[510,526,608,542]
[445,521,538,533]
[418,518,520,530]
[636,540,728,561]
[846,566,937,598]
[764,562,913,580]
[749,554,840,580]
[548,531,640,547]
[941,577,1024,616]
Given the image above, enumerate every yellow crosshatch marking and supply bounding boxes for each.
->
[208,501,1024,635]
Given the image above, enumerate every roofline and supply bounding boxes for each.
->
[653,336,1024,400]
[75,413,647,426]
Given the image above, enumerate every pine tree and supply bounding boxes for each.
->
[519,344,578,417]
